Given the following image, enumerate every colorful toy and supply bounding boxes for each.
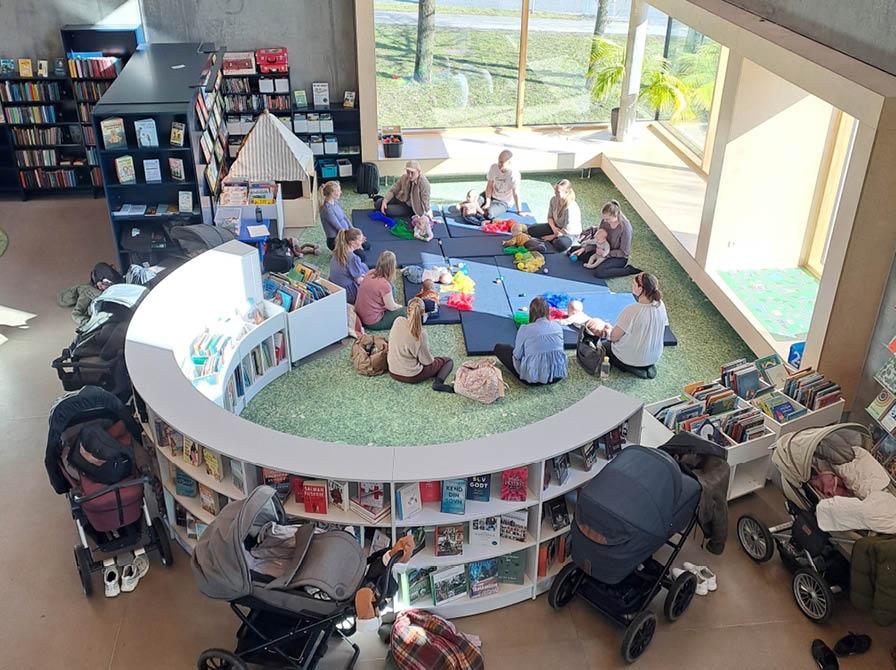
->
[570,255,578,263]
[513,309,529,326]
[389,218,416,240]
[515,250,545,273]
[481,219,514,234]
[368,210,396,228]
[445,293,474,311]
[542,293,580,310]
[548,307,567,320]
[503,245,528,256]
[440,271,476,294]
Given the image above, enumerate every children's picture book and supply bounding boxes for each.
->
[467,559,499,599]
[100,117,127,150]
[0,59,15,75]
[203,447,227,481]
[434,523,464,557]
[419,481,441,503]
[401,567,436,605]
[343,90,356,108]
[430,565,467,605]
[396,482,422,521]
[499,510,528,542]
[183,437,202,467]
[466,475,490,502]
[546,497,571,531]
[143,158,162,183]
[469,516,500,547]
[170,121,185,147]
[755,354,787,387]
[36,60,48,78]
[178,190,193,213]
[114,155,135,184]
[551,453,570,486]
[17,59,32,78]
[293,89,308,108]
[328,480,349,511]
[199,483,224,515]
[174,468,198,497]
[500,467,528,501]
[262,468,291,501]
[498,550,526,584]
[440,479,467,515]
[303,480,328,514]
[169,157,185,181]
[134,118,159,148]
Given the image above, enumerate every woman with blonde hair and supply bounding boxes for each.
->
[527,179,582,252]
[387,297,454,392]
[354,250,406,330]
[319,180,369,258]
[328,228,369,304]
[374,160,432,218]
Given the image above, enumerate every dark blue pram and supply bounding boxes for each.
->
[548,445,704,663]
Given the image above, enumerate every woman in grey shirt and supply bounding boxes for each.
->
[593,200,641,279]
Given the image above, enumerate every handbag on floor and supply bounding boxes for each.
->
[576,326,605,376]
[351,334,388,376]
[389,609,483,670]
[454,359,506,404]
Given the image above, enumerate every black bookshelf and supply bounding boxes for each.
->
[222,57,291,162]
[92,43,219,269]
[0,120,23,198]
[292,104,361,182]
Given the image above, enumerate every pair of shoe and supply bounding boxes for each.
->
[812,634,872,669]
[672,562,717,596]
[104,549,150,598]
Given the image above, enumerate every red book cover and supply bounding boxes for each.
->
[419,481,441,503]
[500,467,528,502]
[302,480,328,515]
[291,476,305,503]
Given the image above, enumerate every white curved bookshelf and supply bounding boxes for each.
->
[126,241,665,619]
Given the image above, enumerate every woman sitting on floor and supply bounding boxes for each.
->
[354,250,406,330]
[387,298,454,393]
[603,272,667,379]
[328,228,369,305]
[526,179,582,253]
[374,160,432,218]
[493,296,567,385]
[592,200,641,279]
[319,180,370,258]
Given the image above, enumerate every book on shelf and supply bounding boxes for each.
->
[179,191,193,214]
[537,537,560,578]
[183,437,202,467]
[303,480,329,515]
[262,468,291,501]
[440,479,467,515]
[170,121,186,147]
[230,459,247,492]
[114,155,135,184]
[404,526,427,557]
[434,523,464,557]
[499,510,528,543]
[467,558,500,599]
[370,528,392,555]
[203,447,228,482]
[328,480,349,511]
[466,475,490,502]
[557,531,572,564]
[430,565,467,606]
[36,60,48,78]
[419,481,441,503]
[469,516,500,547]
[500,467,528,502]
[18,59,32,77]
[872,435,896,469]
[312,82,330,107]
[169,158,185,181]
[573,441,598,472]
[100,117,127,150]
[186,513,209,540]
[402,567,436,605]
[349,482,390,523]
[174,468,198,497]
[199,483,225,515]
[67,55,122,79]
[0,59,15,75]
[143,158,162,183]
[343,90,356,108]
[53,58,65,77]
[879,402,896,434]
[546,497,571,531]
[498,550,526,585]
[396,482,422,521]
[291,476,304,503]
[551,453,570,486]
[782,368,842,410]
[751,391,808,423]
[293,89,308,108]
[718,406,767,443]
[755,354,788,387]
[868,389,896,420]
[875,357,896,395]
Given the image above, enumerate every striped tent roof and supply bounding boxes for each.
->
[228,109,314,181]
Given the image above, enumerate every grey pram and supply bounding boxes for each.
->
[192,486,400,670]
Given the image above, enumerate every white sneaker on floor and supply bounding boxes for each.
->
[120,564,139,592]
[132,548,150,580]
[683,562,717,591]
[672,567,708,596]
[103,559,120,598]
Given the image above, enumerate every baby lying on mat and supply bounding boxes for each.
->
[503,223,547,253]
[560,300,611,337]
[415,278,440,315]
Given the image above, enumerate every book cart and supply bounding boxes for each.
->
[125,240,660,619]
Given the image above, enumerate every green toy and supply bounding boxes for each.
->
[389,218,416,240]
[503,245,528,255]
[513,309,529,326]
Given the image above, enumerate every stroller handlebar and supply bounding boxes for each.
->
[375,551,405,609]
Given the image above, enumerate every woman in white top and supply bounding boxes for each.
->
[604,272,668,379]
[479,149,522,218]
[527,179,582,252]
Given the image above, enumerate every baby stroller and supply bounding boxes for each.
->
[736,423,892,623]
[192,486,402,670]
[52,283,147,403]
[548,445,705,663]
[45,386,173,597]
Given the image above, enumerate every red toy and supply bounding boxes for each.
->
[445,293,474,311]
[549,307,567,320]
[255,48,288,74]
[481,219,514,234]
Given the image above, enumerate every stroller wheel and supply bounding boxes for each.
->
[151,517,174,567]
[737,515,775,563]
[73,546,93,597]
[792,569,834,623]
[196,648,247,670]
[548,563,583,610]
[621,611,656,663]
[664,571,697,622]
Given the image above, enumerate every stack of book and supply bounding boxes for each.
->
[751,391,808,423]
[264,265,331,312]
[718,407,767,443]
[782,368,842,410]
[720,358,772,399]
[684,382,738,415]
[349,482,391,523]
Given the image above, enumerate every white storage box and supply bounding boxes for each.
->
[324,135,338,155]
[286,279,347,362]
[292,113,308,134]
[306,113,321,133]
[337,159,353,177]
[259,78,274,93]
[274,78,289,93]
[309,135,324,156]
[319,113,334,133]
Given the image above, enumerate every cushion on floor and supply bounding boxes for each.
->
[351,209,449,241]
[460,311,520,356]
[366,238,445,268]
[401,276,461,325]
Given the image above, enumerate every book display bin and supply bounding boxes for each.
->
[125,240,675,619]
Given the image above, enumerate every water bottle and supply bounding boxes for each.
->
[600,356,610,381]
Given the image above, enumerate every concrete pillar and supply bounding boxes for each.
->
[616,0,649,140]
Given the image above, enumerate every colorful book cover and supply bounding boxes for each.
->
[114,155,135,184]
[170,121,185,147]
[755,354,787,387]
[100,117,127,150]
[867,389,895,420]
[169,157,185,181]
[434,523,464,557]
[291,476,305,503]
[874,357,896,394]
[499,510,528,542]
[500,467,528,501]
[537,538,559,578]
[498,550,526,585]
[469,516,500,547]
[328,480,349,511]
[134,118,159,147]
[198,483,223,515]
[430,565,467,606]
[174,468,197,497]
[466,475,490,502]
[261,468,291,501]
[17,59,32,77]
[0,59,15,75]
[401,567,435,605]
[396,481,422,521]
[203,447,227,481]
[358,482,387,510]
[183,437,201,467]
[440,479,467,515]
[467,558,500,599]
[303,480,328,515]
[419,481,441,503]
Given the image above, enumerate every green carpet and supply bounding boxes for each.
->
[241,171,752,446]
[718,268,819,342]
[0,229,7,258]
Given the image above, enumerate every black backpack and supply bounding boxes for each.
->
[90,262,123,287]
[69,419,135,485]
[356,162,380,196]
[263,238,294,273]
[576,327,605,376]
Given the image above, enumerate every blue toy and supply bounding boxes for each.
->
[541,292,582,311]
[369,210,396,228]
[570,255,578,263]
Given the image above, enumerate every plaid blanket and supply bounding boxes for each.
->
[390,609,483,670]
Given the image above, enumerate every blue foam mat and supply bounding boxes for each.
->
[441,203,536,232]
[493,253,607,289]
[494,258,609,301]
[447,257,512,318]
[460,312,519,356]
[442,236,557,260]
[401,275,461,325]
[366,238,445,268]
[351,209,449,241]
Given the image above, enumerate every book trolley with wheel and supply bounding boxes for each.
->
[125,240,680,619]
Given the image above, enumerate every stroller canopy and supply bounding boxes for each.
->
[574,446,701,584]
[76,283,146,341]
[772,423,872,510]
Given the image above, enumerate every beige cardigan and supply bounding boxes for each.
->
[387,316,434,377]
[386,175,431,216]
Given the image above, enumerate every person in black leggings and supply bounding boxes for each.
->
[526,179,582,253]
[590,200,641,279]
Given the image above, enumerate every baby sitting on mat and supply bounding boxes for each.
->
[503,223,547,253]
[567,227,610,269]
[561,300,611,337]
[458,189,488,226]
[412,215,434,242]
